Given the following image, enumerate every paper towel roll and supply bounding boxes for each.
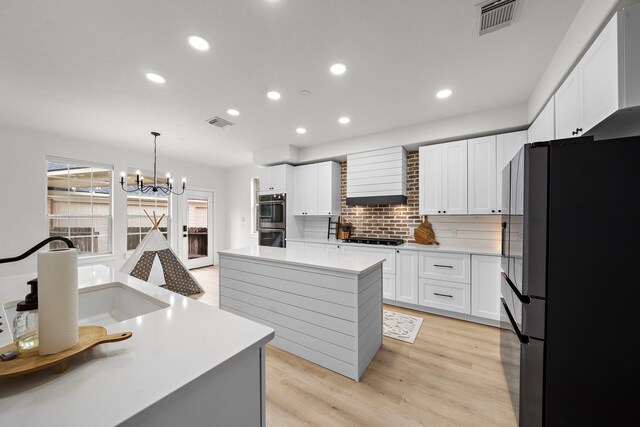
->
[38,249,79,355]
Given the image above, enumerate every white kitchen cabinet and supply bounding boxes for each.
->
[528,96,555,144]
[418,252,470,284]
[259,164,289,195]
[286,241,305,251]
[342,245,396,300]
[418,145,442,215]
[555,15,618,139]
[496,131,528,213]
[419,140,467,215]
[471,255,501,320]
[468,136,497,215]
[325,243,342,255]
[418,278,470,314]
[293,161,340,216]
[395,249,418,304]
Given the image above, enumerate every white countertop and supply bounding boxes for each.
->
[0,265,274,427]
[219,246,386,274]
[286,237,501,256]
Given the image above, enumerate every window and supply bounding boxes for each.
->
[251,177,260,233]
[125,170,170,251]
[46,158,113,256]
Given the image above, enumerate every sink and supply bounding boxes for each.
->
[3,282,169,339]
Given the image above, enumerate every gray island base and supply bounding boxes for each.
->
[219,246,385,381]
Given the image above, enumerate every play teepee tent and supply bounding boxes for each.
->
[121,211,204,296]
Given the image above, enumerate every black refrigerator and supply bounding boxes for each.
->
[500,135,640,426]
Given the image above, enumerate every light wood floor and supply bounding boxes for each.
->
[190,265,516,426]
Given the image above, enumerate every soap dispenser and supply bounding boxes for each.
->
[13,278,39,350]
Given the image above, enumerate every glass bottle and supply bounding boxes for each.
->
[13,278,39,350]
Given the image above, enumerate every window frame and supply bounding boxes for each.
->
[251,176,260,234]
[45,156,114,258]
[124,168,172,252]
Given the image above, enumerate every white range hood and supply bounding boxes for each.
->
[346,146,407,205]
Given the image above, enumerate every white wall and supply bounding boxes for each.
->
[0,125,227,276]
[225,164,260,250]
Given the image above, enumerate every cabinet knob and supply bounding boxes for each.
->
[491,210,495,213]
[498,209,501,213]
[443,211,446,213]
[438,210,441,213]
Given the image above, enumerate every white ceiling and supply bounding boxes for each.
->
[0,0,585,169]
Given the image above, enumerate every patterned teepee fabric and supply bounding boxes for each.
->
[157,249,204,296]
[130,251,157,282]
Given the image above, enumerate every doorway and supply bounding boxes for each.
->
[181,189,214,269]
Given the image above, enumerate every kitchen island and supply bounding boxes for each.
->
[218,246,385,381]
[0,265,274,427]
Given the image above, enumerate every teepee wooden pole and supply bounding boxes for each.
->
[157,213,166,227]
[144,209,154,226]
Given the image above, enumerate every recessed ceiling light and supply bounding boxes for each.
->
[338,117,351,124]
[145,73,166,84]
[227,109,240,116]
[267,91,281,100]
[188,35,210,51]
[296,127,307,134]
[436,89,452,99]
[330,63,347,75]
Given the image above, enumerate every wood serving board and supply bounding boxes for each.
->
[0,326,132,378]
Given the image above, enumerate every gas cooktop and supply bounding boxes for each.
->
[342,237,404,246]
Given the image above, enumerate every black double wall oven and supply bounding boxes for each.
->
[258,193,286,247]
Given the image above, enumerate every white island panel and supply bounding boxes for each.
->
[219,246,384,381]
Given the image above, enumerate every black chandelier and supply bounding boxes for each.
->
[119,132,186,196]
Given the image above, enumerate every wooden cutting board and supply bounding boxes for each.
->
[0,326,132,378]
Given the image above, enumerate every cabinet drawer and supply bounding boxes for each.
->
[418,279,470,314]
[418,252,470,283]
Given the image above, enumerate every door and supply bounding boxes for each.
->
[442,140,468,214]
[258,228,285,247]
[496,131,528,213]
[555,66,581,139]
[395,250,418,304]
[419,145,442,215]
[182,189,214,269]
[468,136,497,214]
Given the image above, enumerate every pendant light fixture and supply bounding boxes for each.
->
[119,132,186,195]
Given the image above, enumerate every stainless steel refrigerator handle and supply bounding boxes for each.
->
[502,272,531,304]
[501,298,529,345]
[501,221,507,257]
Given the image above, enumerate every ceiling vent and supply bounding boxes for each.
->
[206,116,235,129]
[477,0,522,36]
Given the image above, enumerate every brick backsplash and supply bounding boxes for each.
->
[340,150,422,242]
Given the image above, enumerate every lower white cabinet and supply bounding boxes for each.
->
[286,241,305,251]
[395,250,418,304]
[418,252,470,284]
[471,255,501,320]
[286,241,500,324]
[383,273,396,300]
[418,278,470,314]
[341,246,396,275]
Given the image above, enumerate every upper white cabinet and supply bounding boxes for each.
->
[528,96,555,144]
[555,14,618,139]
[496,131,528,213]
[395,249,418,304]
[466,131,527,215]
[259,164,290,195]
[419,140,467,215]
[293,161,340,216]
[468,136,497,215]
[471,255,501,320]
